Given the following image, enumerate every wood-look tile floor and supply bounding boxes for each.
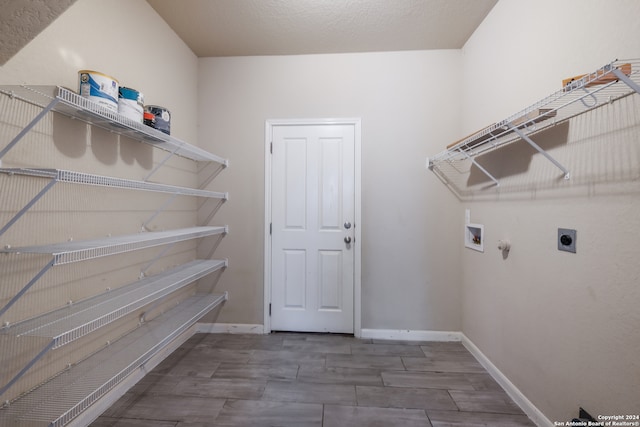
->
[91,333,536,427]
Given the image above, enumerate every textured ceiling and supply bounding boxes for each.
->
[146,0,498,57]
[0,0,78,65]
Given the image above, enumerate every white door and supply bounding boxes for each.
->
[270,123,355,333]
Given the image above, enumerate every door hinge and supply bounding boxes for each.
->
[270,142,273,154]
[269,303,272,316]
[270,223,272,235]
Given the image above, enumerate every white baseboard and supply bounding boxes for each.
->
[460,334,553,427]
[360,328,462,342]
[196,322,265,334]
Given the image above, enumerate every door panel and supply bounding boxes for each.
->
[319,138,342,230]
[271,124,355,333]
[284,249,306,309]
[318,250,342,310]
[284,139,307,229]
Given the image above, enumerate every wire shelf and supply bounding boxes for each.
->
[0,168,227,199]
[0,226,227,265]
[429,58,640,166]
[1,259,226,347]
[0,81,230,427]
[0,293,227,427]
[0,85,228,165]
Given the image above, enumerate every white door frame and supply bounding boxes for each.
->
[264,118,362,337]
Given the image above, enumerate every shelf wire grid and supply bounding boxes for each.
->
[0,83,230,426]
[0,85,228,165]
[0,226,227,265]
[1,259,226,347]
[0,293,227,427]
[430,58,640,165]
[0,168,227,199]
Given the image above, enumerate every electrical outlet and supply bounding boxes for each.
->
[558,228,577,253]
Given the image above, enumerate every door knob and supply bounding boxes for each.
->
[344,222,352,229]
[344,236,352,244]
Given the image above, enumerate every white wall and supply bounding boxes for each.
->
[197,51,463,331]
[460,0,640,422]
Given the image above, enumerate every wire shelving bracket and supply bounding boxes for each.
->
[0,168,227,239]
[0,86,229,166]
[0,83,230,425]
[0,226,226,319]
[0,292,228,426]
[428,59,640,186]
[0,259,227,399]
